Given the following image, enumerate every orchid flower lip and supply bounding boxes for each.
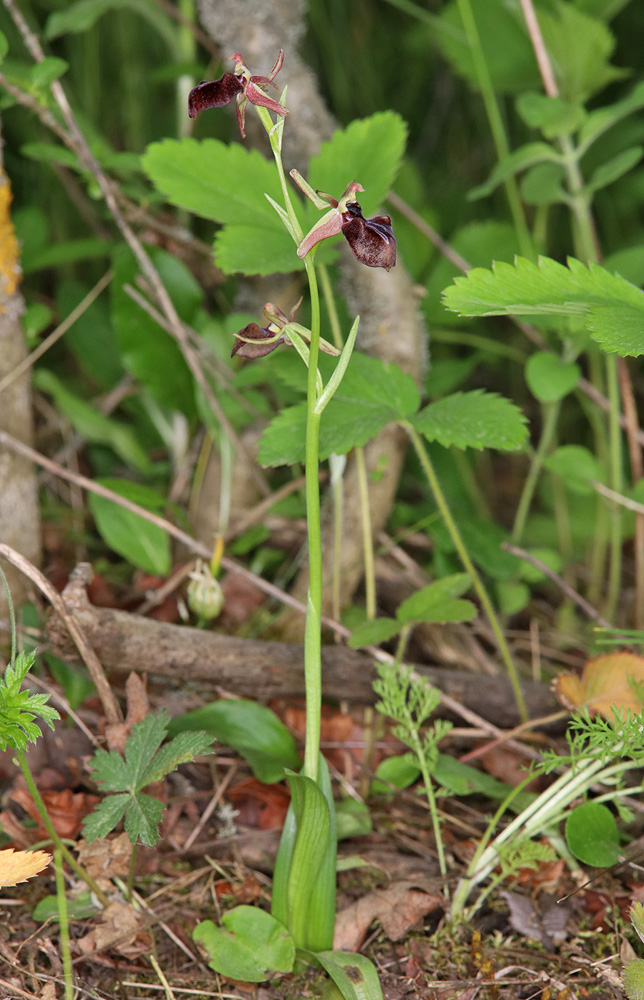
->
[188,50,287,138]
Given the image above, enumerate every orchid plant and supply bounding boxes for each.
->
[185,52,395,996]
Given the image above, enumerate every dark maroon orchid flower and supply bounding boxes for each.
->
[188,50,287,140]
[231,301,340,360]
[295,180,396,272]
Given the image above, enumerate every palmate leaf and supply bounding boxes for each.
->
[443,256,644,357]
[412,390,528,452]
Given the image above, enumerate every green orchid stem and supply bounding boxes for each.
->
[16,749,110,907]
[413,729,447,878]
[512,399,561,544]
[128,842,138,904]
[303,253,323,782]
[355,446,376,621]
[405,424,528,723]
[54,847,74,1000]
[455,0,533,259]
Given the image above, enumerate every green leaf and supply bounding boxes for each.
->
[565,801,619,866]
[82,793,129,842]
[412,390,528,452]
[316,951,384,1000]
[45,0,178,52]
[214,221,299,275]
[111,244,197,414]
[0,651,60,752]
[88,479,171,575]
[193,908,295,982]
[579,80,644,150]
[525,352,580,402]
[520,163,567,206]
[22,238,111,274]
[30,57,69,89]
[32,891,98,923]
[259,354,419,467]
[139,730,214,787]
[397,574,476,625]
[123,792,165,846]
[544,444,604,495]
[586,305,644,356]
[515,92,586,139]
[622,960,644,1000]
[20,143,80,170]
[335,799,372,840]
[539,2,626,104]
[347,618,400,649]
[370,755,421,795]
[0,30,8,62]
[168,701,297,783]
[307,111,407,219]
[33,370,150,472]
[587,146,643,193]
[443,255,644,356]
[285,772,333,951]
[469,143,561,200]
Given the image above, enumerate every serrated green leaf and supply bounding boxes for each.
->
[307,111,407,219]
[347,618,400,649]
[82,793,129,842]
[88,480,171,576]
[88,746,129,791]
[397,574,474,624]
[587,146,643,193]
[525,352,580,402]
[124,712,170,787]
[586,305,644,356]
[443,256,644,358]
[469,143,561,200]
[412,390,528,452]
[124,792,165,846]
[33,370,150,473]
[139,730,213,786]
[539,2,626,104]
[259,354,419,467]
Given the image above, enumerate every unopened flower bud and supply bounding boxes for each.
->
[187,561,224,620]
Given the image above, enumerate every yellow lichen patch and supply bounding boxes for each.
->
[0,172,21,299]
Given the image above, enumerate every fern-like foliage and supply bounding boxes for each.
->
[0,650,60,752]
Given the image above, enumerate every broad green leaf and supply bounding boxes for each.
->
[604,246,644,286]
[587,146,643,193]
[579,80,644,150]
[443,256,644,357]
[88,479,171,575]
[587,304,644,356]
[515,92,586,139]
[544,444,603,495]
[370,755,421,795]
[214,221,299,275]
[20,142,80,170]
[306,111,407,219]
[32,891,98,923]
[335,799,372,840]
[496,579,530,616]
[539,2,626,103]
[286,771,333,951]
[397,574,476,624]
[575,0,631,18]
[412,390,528,452]
[0,30,7,62]
[82,793,129,842]
[167,700,300,783]
[565,801,619,866]
[516,547,563,583]
[469,143,561,200]
[316,951,384,1000]
[111,244,196,415]
[348,618,400,649]
[123,792,165,846]
[193,908,295,982]
[432,515,519,580]
[56,278,122,390]
[33,370,150,472]
[525,352,580,402]
[259,354,419,467]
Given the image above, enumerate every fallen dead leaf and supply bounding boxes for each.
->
[0,848,51,886]
[105,672,149,753]
[500,891,570,946]
[10,787,100,841]
[76,900,152,959]
[333,880,444,951]
[554,651,644,718]
[76,832,132,890]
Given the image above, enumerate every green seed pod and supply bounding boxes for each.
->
[187,560,224,620]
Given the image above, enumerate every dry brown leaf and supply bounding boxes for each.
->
[76,900,152,958]
[333,881,443,951]
[76,832,132,889]
[0,847,51,886]
[554,651,644,718]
